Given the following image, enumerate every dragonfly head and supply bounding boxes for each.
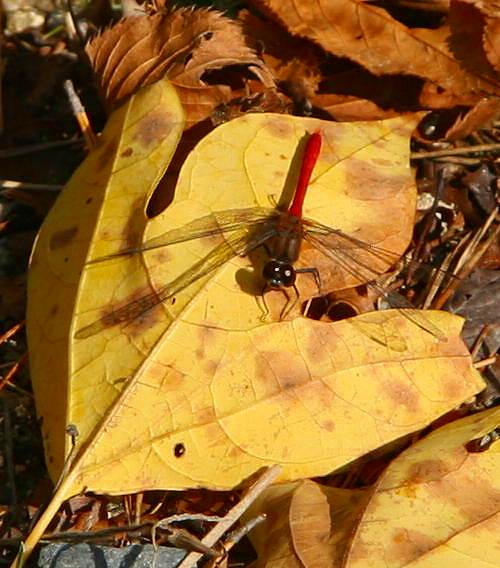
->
[263,260,296,289]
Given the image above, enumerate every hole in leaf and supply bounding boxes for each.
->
[327,301,358,321]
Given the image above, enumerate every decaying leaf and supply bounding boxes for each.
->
[250,0,500,97]
[244,407,499,567]
[312,94,401,122]
[85,8,274,126]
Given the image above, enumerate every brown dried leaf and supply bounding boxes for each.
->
[450,0,500,72]
[445,96,500,140]
[484,14,500,71]
[240,11,321,103]
[449,0,499,78]
[419,81,483,107]
[86,9,274,125]
[250,0,500,96]
[312,94,401,121]
[245,481,370,568]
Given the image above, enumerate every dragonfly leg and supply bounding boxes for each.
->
[260,284,299,321]
[279,284,299,320]
[260,283,271,321]
[295,266,322,294]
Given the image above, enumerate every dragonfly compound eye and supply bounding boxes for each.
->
[263,261,296,288]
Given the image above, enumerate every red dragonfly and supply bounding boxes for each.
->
[75,131,441,340]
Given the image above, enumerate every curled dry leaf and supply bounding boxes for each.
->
[85,8,274,126]
[311,94,401,122]
[244,408,500,567]
[245,481,369,567]
[250,0,500,97]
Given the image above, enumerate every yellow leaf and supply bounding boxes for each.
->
[30,94,425,481]
[244,409,499,567]
[27,81,185,478]
[28,81,484,493]
[346,406,500,567]
[22,81,486,567]
[65,311,483,493]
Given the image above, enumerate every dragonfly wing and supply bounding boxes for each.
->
[303,231,393,285]
[302,218,403,268]
[75,225,276,339]
[303,232,445,340]
[90,207,273,262]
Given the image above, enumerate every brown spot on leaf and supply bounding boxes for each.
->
[50,304,59,316]
[383,379,419,413]
[429,467,500,523]
[321,419,335,432]
[194,406,216,423]
[343,157,407,200]
[388,528,435,563]
[264,118,294,139]
[195,326,217,360]
[134,110,174,148]
[49,227,78,250]
[304,325,333,366]
[440,374,467,400]
[256,350,310,393]
[121,147,134,157]
[95,138,119,171]
[372,158,394,167]
[406,459,450,484]
[120,197,145,251]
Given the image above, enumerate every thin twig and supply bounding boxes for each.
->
[63,80,97,149]
[0,353,27,392]
[1,180,63,192]
[471,324,499,359]
[223,513,266,551]
[0,138,81,159]
[432,209,500,309]
[411,142,500,159]
[474,356,498,369]
[177,465,281,568]
[0,321,24,344]
[1,398,18,508]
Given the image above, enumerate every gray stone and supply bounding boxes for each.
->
[38,543,187,568]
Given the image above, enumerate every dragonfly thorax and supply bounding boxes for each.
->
[262,260,296,289]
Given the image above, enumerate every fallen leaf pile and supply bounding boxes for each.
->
[2,1,499,567]
[85,0,500,133]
